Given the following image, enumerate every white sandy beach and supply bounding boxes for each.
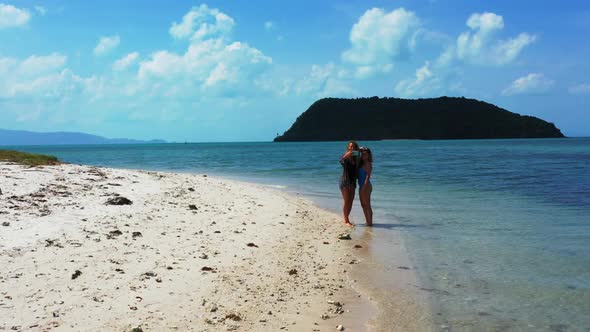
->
[0,162,427,331]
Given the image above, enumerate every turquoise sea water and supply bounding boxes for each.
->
[5,138,590,331]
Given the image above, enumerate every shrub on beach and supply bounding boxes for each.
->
[0,149,60,166]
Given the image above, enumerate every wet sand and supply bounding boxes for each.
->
[0,162,427,331]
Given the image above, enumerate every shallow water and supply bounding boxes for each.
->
[6,138,590,331]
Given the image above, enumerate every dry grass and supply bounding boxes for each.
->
[0,149,60,166]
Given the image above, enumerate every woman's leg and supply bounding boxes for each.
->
[340,186,355,225]
[360,184,373,226]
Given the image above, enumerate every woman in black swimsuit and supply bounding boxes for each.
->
[340,141,360,226]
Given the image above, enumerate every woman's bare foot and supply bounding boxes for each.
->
[344,221,354,227]
[365,222,373,227]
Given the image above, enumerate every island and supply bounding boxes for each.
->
[0,128,166,146]
[274,96,565,141]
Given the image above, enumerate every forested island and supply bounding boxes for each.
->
[274,96,564,141]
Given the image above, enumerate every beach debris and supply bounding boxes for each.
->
[129,306,138,311]
[1,221,9,227]
[225,313,242,321]
[201,266,216,272]
[353,244,362,248]
[288,269,298,275]
[44,239,63,247]
[132,231,143,238]
[337,233,351,240]
[188,204,198,210]
[321,314,330,320]
[203,174,207,177]
[156,277,162,283]
[129,327,143,332]
[105,196,133,205]
[71,270,82,280]
[336,324,345,331]
[188,188,195,191]
[329,301,344,314]
[199,253,208,259]
[246,242,259,248]
[107,229,123,239]
[142,271,157,278]
[210,304,218,312]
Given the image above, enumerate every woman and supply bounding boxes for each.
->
[358,147,373,226]
[340,141,360,227]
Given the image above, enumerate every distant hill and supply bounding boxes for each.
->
[0,128,166,146]
[274,96,565,141]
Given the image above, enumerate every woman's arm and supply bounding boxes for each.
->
[341,151,354,160]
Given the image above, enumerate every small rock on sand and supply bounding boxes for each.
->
[1,221,9,227]
[71,270,82,280]
[225,313,242,321]
[336,324,344,331]
[337,234,351,240]
[105,197,133,205]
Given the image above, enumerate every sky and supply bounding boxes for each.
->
[0,0,589,141]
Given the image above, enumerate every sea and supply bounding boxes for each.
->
[5,138,590,331]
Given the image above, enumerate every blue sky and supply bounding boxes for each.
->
[0,0,589,141]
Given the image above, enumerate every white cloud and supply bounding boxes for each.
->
[129,7,278,99]
[341,7,420,78]
[493,33,536,65]
[568,83,590,94]
[502,73,554,96]
[392,11,538,98]
[0,53,95,101]
[17,53,67,77]
[113,52,139,71]
[0,3,31,28]
[138,38,272,97]
[264,21,274,30]
[93,35,120,56]
[292,63,355,98]
[454,12,535,66]
[395,61,441,97]
[169,4,234,41]
[34,5,47,16]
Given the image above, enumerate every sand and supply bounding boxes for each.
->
[0,162,380,331]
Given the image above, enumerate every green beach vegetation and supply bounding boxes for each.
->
[0,149,60,166]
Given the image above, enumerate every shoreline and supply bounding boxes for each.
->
[0,162,429,331]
